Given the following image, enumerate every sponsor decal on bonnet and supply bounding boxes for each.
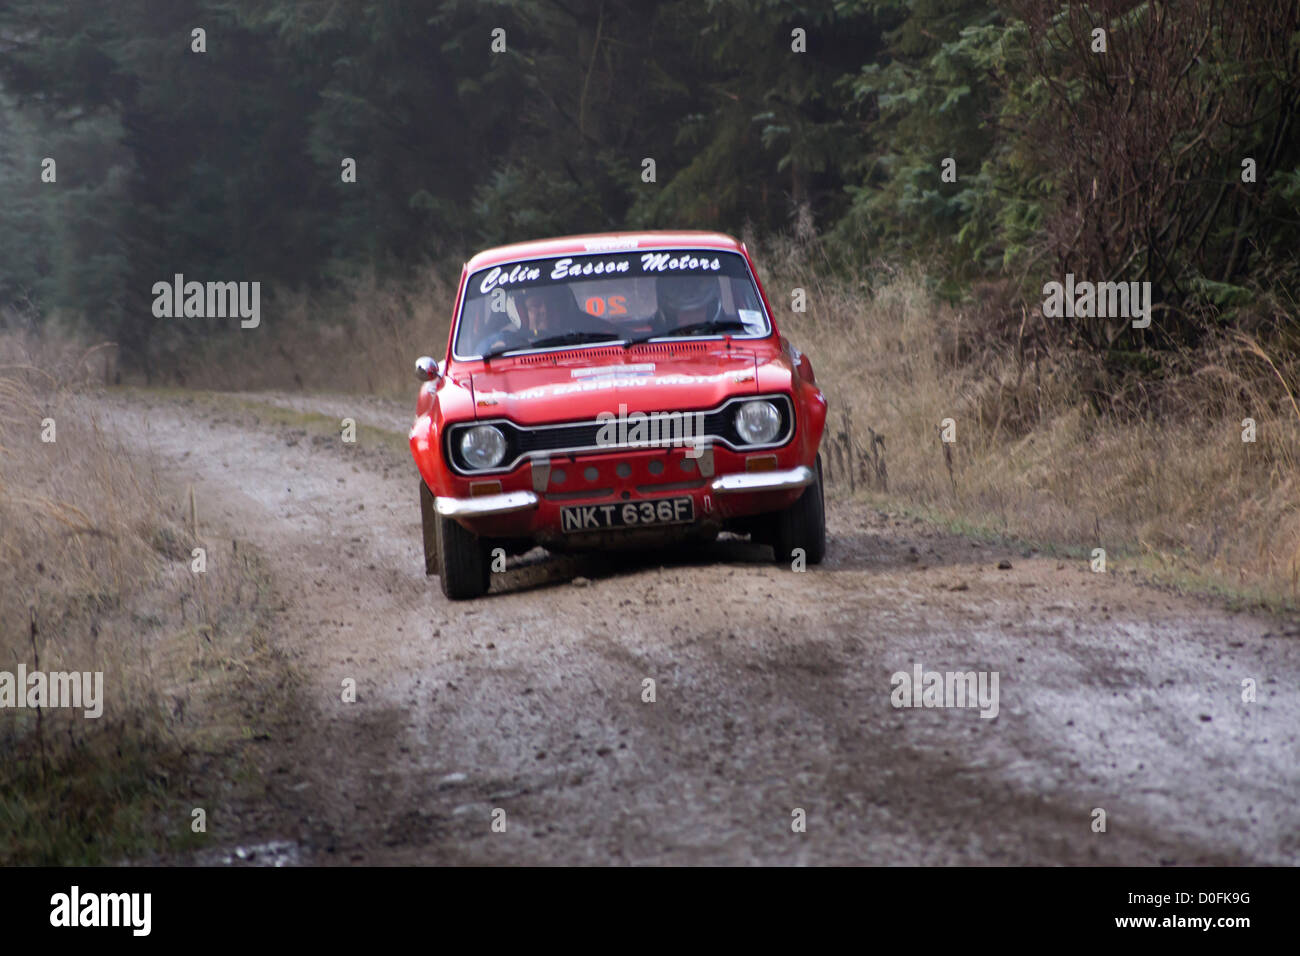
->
[571,363,656,378]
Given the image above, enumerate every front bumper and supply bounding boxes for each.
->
[710,466,813,494]
[434,465,814,518]
[435,490,540,518]
[429,443,813,540]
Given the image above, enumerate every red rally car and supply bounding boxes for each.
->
[410,230,827,599]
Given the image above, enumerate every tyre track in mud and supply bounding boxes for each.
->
[102,390,1300,865]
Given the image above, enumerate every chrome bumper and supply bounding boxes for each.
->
[710,465,814,494]
[435,490,539,518]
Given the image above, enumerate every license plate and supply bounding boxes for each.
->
[561,497,695,533]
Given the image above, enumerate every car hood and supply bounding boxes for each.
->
[469,346,760,425]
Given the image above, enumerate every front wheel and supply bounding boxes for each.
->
[419,480,440,576]
[772,454,826,567]
[431,500,491,600]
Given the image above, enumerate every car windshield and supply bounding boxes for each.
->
[454,249,771,358]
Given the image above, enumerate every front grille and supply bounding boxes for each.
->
[511,409,731,454]
[446,394,794,474]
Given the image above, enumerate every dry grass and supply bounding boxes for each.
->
[162,265,455,399]
[753,230,1300,611]
[0,333,282,863]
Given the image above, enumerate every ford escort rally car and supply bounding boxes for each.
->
[410,230,827,599]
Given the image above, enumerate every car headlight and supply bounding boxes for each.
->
[734,400,781,445]
[459,425,507,469]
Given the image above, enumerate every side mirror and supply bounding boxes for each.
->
[415,356,441,382]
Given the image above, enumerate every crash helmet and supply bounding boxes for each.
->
[657,274,722,325]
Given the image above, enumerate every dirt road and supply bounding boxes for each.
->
[103,390,1299,865]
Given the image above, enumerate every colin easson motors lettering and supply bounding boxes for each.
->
[472,250,749,297]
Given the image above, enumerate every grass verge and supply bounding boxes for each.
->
[753,232,1300,615]
[0,336,301,864]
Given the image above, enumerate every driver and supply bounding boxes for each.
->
[656,275,723,330]
[519,285,571,336]
[514,285,612,338]
[474,285,618,355]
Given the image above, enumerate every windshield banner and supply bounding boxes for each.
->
[469,250,751,298]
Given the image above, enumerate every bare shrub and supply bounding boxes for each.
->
[1005,0,1300,349]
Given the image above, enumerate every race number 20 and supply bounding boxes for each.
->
[584,295,627,316]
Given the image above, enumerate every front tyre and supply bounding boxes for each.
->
[419,480,440,576]
[772,453,826,567]
[436,510,492,600]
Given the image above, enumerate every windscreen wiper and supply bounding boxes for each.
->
[624,330,663,347]
[528,331,623,349]
[480,343,524,361]
[481,331,621,361]
[626,319,749,346]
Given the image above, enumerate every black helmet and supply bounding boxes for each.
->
[657,275,721,324]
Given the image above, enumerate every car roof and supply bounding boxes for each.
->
[464,230,746,272]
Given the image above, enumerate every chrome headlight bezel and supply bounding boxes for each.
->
[458,424,508,470]
[734,400,782,445]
